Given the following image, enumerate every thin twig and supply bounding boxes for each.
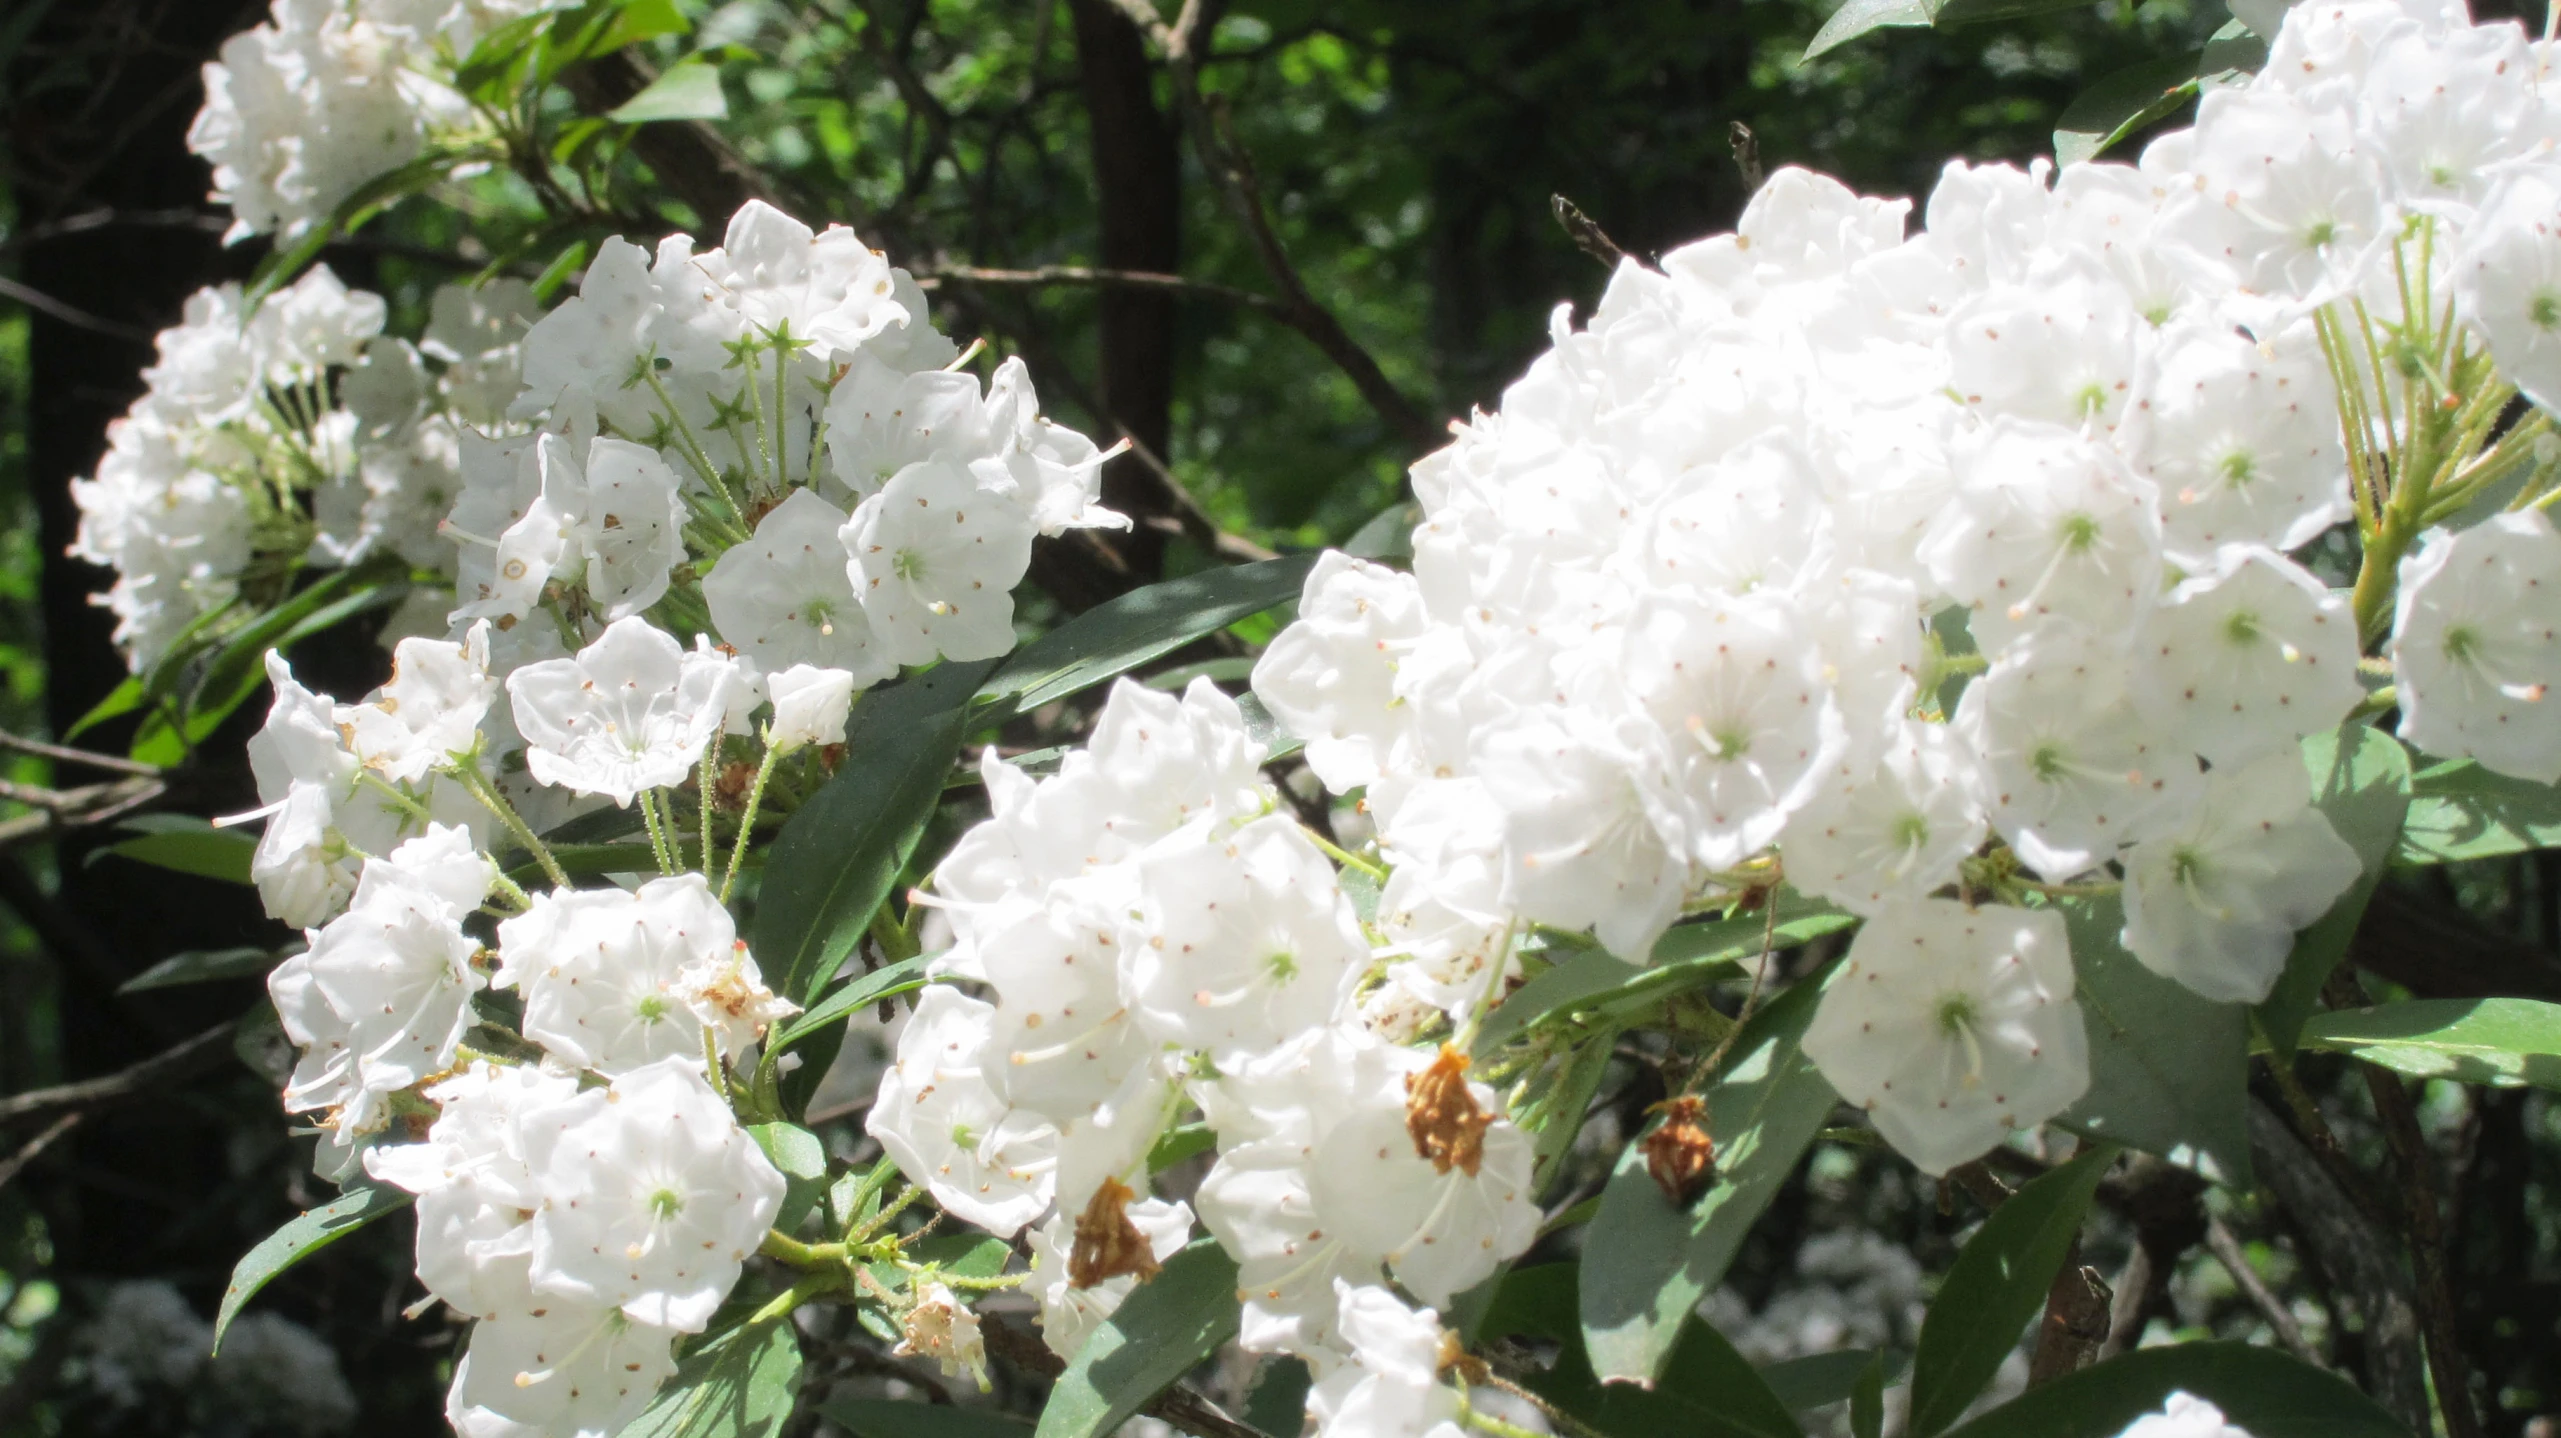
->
[0,1114,81,1194]
[0,1025,235,1127]
[1106,0,1442,454]
[2204,1214,2325,1368]
[0,207,227,259]
[917,262,1288,317]
[0,275,155,342]
[0,731,165,778]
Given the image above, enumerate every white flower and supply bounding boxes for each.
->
[767,664,858,751]
[893,1280,988,1385]
[696,200,913,359]
[1801,899,2091,1176]
[495,874,783,1073]
[1192,1137,1376,1357]
[505,617,749,805]
[511,237,659,425]
[1943,273,2149,434]
[1305,1283,1467,1438]
[2393,509,2561,781]
[1782,720,1990,915]
[1250,552,1433,795]
[446,1301,680,1438]
[269,825,493,1142]
[1026,1196,1196,1359]
[1919,418,2164,649]
[702,487,895,682]
[2131,545,2363,767]
[1476,705,1695,963]
[368,1060,582,1321]
[2181,86,2391,306]
[335,622,498,785]
[458,434,685,625]
[2112,1392,2257,1438]
[519,1057,785,1332]
[869,985,1059,1236]
[983,357,1130,536]
[823,353,998,503]
[843,456,1038,664]
[1123,817,1368,1064]
[1956,626,2200,877]
[2121,751,2365,1003]
[2456,167,2561,416]
[2133,320,2350,563]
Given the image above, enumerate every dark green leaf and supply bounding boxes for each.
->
[63,674,145,741]
[1033,1239,1241,1438]
[1935,1343,2412,1438]
[234,1002,294,1086]
[1759,1350,1908,1413]
[1803,0,1938,59]
[246,158,456,304]
[978,556,1317,721]
[747,1122,828,1233]
[825,1399,1030,1438]
[95,817,257,885]
[216,1184,412,1350]
[619,1317,800,1438]
[770,954,929,1055]
[1527,1021,1623,1179]
[1906,1144,2118,1437]
[1147,1121,1217,1173]
[2053,52,2200,165]
[2058,896,2253,1186]
[1933,0,2104,25]
[1475,900,1855,1057]
[2395,756,2561,864]
[1580,969,1839,1384]
[1471,1263,1579,1344]
[2259,724,2412,1055]
[1242,1358,1313,1438]
[752,658,999,1003]
[1532,1308,1804,1438]
[1343,501,1419,562]
[1851,1352,1887,1438]
[2297,997,2561,1090]
[608,59,728,122]
[119,945,283,994]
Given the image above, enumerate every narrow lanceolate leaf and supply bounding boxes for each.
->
[1579,969,1839,1385]
[1034,1239,1241,1438]
[1758,1350,1909,1414]
[2298,997,2561,1091]
[216,1184,413,1350]
[1935,1343,2413,1438]
[1905,1144,2119,1438]
[1802,0,1938,59]
[118,945,285,994]
[2259,723,2413,1055]
[2053,52,2201,165]
[1475,899,1856,1057]
[2057,897,2253,1187]
[978,555,1317,721]
[93,817,260,885]
[2395,756,2561,864]
[770,953,930,1055]
[607,58,727,122]
[751,657,999,1003]
[618,1316,801,1438]
[825,1399,1031,1438]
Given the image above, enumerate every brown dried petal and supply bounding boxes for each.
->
[1068,1176,1161,1289]
[1404,1046,1491,1177]
[1640,1095,1718,1207]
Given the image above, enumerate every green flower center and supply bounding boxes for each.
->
[648,1187,685,1220]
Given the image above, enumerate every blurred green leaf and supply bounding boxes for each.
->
[2057,896,2253,1186]
[118,945,282,994]
[94,816,257,885]
[1936,1343,2411,1438]
[2298,997,2561,1091]
[2053,52,2200,164]
[608,60,728,123]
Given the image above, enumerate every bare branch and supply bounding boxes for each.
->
[0,1025,234,1128]
[0,730,164,778]
[2204,1214,2325,1368]
[917,263,1287,318]
[1550,195,1630,271]
[0,1115,81,1195]
[0,275,155,342]
[2248,1098,2430,1429]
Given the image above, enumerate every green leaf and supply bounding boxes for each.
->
[1905,1143,2119,1437]
[63,675,144,741]
[1579,969,1840,1384]
[770,954,930,1055]
[2395,757,2561,864]
[608,59,728,122]
[2057,896,2253,1186]
[216,1184,413,1350]
[1242,1358,1313,1438]
[2258,724,2413,1055]
[1471,1262,1580,1344]
[619,1317,800,1438]
[2297,996,2561,1090]
[530,239,592,302]
[825,1399,1031,1438]
[95,817,258,885]
[1474,899,1856,1057]
[1803,0,1939,59]
[1851,1352,1887,1438]
[751,658,999,1003]
[1933,0,2104,24]
[747,1122,827,1233]
[246,157,456,304]
[1033,1239,1241,1438]
[1934,1342,2412,1438]
[2053,52,2201,165]
[979,556,1317,721]
[1343,501,1419,562]
[581,0,690,52]
[1759,1350,1908,1413]
[118,945,283,994]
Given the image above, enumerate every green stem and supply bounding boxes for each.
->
[1301,825,1387,882]
[722,739,782,904]
[450,762,570,890]
[639,789,678,877]
[747,1271,844,1326]
[699,745,719,884]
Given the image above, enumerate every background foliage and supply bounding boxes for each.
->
[1,0,2558,1434]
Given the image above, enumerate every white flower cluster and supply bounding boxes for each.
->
[1247,0,2561,1182]
[205,186,1121,1434]
[68,268,526,671]
[870,677,1541,1428]
[190,0,579,241]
